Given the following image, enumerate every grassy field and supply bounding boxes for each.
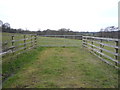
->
[2,36,118,88]
[37,36,81,46]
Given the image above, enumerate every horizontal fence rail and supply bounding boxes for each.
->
[39,35,82,39]
[1,34,37,57]
[82,36,120,69]
[2,34,119,69]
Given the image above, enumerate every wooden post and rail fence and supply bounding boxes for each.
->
[1,34,37,58]
[1,34,120,69]
[82,36,120,69]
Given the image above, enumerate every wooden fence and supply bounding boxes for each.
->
[39,35,82,40]
[1,34,120,69]
[82,36,120,69]
[1,34,37,58]
[38,35,82,47]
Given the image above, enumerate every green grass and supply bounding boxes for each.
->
[3,47,118,88]
[2,34,119,88]
[2,47,45,82]
[37,36,81,46]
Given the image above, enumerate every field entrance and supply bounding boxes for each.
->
[38,35,82,47]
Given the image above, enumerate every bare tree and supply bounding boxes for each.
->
[3,23,10,29]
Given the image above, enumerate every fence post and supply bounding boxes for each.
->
[11,35,15,55]
[82,36,85,47]
[64,35,65,46]
[91,38,93,51]
[83,36,87,47]
[100,39,103,57]
[24,35,26,50]
[115,41,118,66]
[34,35,37,47]
[85,37,87,46]
[31,35,33,48]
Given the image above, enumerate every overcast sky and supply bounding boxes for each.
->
[0,0,119,32]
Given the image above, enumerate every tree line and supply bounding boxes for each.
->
[0,20,36,34]
[96,26,120,38]
[0,20,119,38]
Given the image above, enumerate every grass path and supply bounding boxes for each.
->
[3,47,118,88]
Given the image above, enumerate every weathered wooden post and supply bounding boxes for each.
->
[24,35,26,50]
[11,35,15,55]
[100,39,103,57]
[34,35,37,47]
[82,36,85,47]
[91,37,94,52]
[115,40,118,66]
[64,35,65,46]
[85,36,87,47]
[82,36,86,47]
[31,35,33,48]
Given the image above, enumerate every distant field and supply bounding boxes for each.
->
[37,36,81,47]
